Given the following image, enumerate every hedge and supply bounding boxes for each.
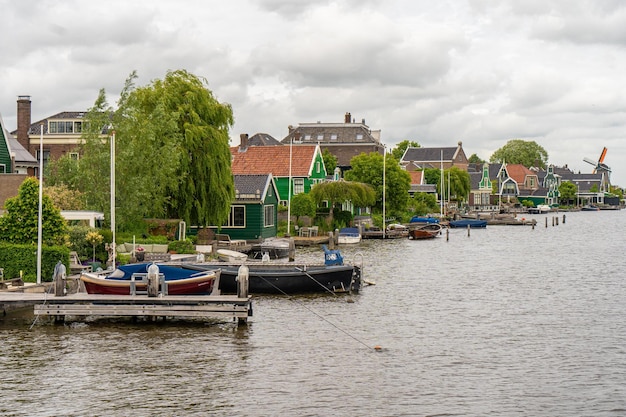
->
[0,243,69,282]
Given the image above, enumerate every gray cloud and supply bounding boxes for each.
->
[1,0,625,185]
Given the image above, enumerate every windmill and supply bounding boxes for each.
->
[583,147,611,187]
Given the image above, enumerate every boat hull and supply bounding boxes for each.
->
[80,265,216,295]
[337,236,361,244]
[249,238,291,259]
[449,219,487,228]
[213,264,361,294]
[216,249,248,263]
[408,223,442,239]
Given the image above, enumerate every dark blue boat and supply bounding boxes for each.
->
[449,219,487,228]
[409,216,439,224]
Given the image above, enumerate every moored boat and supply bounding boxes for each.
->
[217,248,248,263]
[448,219,488,228]
[408,222,442,239]
[249,237,292,259]
[80,263,218,295]
[409,216,440,224]
[337,227,361,244]
[213,263,361,294]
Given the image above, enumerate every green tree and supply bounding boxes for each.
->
[46,70,235,230]
[309,181,375,210]
[423,167,471,202]
[322,148,337,175]
[290,193,317,224]
[0,177,67,245]
[409,192,439,216]
[47,89,113,214]
[468,153,484,163]
[44,184,85,210]
[423,168,440,189]
[490,139,548,168]
[558,181,577,205]
[344,152,411,216]
[443,167,471,203]
[391,140,420,161]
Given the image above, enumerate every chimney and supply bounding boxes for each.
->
[344,112,351,123]
[239,133,249,151]
[17,95,31,152]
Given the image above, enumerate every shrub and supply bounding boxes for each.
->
[168,239,195,254]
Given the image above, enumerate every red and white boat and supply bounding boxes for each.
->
[80,263,218,295]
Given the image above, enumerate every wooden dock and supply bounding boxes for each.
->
[0,292,252,324]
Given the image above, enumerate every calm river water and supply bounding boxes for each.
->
[2,210,626,416]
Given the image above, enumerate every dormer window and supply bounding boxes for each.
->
[356,134,363,141]
[304,134,311,141]
[317,134,324,141]
[49,120,82,134]
[330,134,338,141]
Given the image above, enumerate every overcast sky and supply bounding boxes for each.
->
[1,0,625,185]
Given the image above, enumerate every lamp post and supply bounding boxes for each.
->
[382,145,386,239]
[36,124,43,284]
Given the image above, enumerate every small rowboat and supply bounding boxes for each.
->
[408,223,442,239]
[80,263,217,295]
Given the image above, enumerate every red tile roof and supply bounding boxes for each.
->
[408,170,423,185]
[231,145,319,177]
[506,164,536,184]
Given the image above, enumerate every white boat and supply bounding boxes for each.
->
[337,227,361,244]
[216,249,248,263]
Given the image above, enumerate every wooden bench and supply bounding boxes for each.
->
[215,233,247,248]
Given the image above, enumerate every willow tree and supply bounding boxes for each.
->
[48,70,234,230]
[119,70,235,227]
[309,181,376,210]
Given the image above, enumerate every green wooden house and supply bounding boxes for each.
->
[0,115,13,173]
[231,143,327,206]
[212,174,279,241]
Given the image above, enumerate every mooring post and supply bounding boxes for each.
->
[288,237,296,262]
[236,265,249,326]
[53,261,66,297]
[563,214,566,224]
[237,264,249,299]
[328,231,335,250]
[545,217,548,228]
[446,227,449,241]
[555,216,559,226]
[147,263,159,297]
[467,224,470,237]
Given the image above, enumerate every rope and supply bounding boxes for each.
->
[29,279,55,330]
[254,273,374,351]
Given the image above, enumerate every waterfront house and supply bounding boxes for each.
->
[0,112,37,208]
[217,174,279,241]
[10,96,94,168]
[231,139,327,206]
[468,162,499,212]
[400,141,469,172]
[407,170,437,197]
[280,112,384,172]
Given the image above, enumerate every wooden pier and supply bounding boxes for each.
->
[0,292,252,324]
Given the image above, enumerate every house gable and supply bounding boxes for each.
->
[401,142,468,171]
[280,112,384,168]
[230,144,327,203]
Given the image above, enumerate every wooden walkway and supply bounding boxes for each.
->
[0,292,252,324]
